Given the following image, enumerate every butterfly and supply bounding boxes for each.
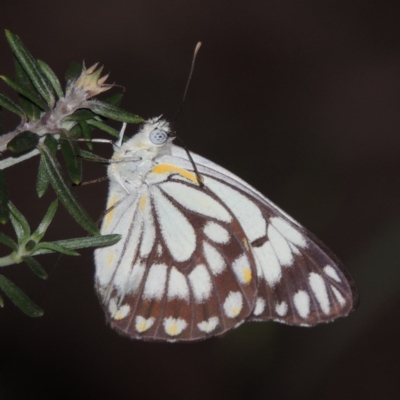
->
[94,117,358,342]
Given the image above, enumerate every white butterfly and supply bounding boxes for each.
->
[94,117,358,342]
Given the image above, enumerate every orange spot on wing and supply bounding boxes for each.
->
[152,163,198,183]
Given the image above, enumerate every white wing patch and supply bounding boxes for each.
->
[164,317,188,336]
[198,317,219,333]
[203,242,226,275]
[253,241,282,286]
[232,253,252,284]
[135,316,155,333]
[161,181,232,223]
[127,262,146,295]
[268,224,294,266]
[109,298,130,320]
[143,263,168,300]
[324,265,341,282]
[205,176,267,242]
[253,298,266,316]
[223,291,243,318]
[270,217,307,248]
[188,264,212,303]
[139,197,156,257]
[167,267,190,301]
[309,272,330,314]
[332,286,346,306]
[152,188,196,262]
[203,221,230,244]
[275,301,288,317]
[293,290,311,319]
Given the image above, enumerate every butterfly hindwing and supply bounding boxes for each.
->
[95,173,258,341]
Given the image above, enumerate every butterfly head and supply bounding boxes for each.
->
[117,117,175,158]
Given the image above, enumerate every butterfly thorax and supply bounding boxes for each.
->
[107,118,175,191]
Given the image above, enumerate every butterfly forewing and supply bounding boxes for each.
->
[194,172,357,326]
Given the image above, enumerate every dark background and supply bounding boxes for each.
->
[1,1,400,399]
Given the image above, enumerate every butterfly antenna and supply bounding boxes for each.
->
[171,42,204,187]
[173,42,202,123]
[173,134,204,187]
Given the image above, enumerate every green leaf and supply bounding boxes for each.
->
[78,149,110,163]
[87,119,120,139]
[0,75,49,111]
[69,123,83,139]
[60,133,82,184]
[0,105,3,136]
[8,202,30,244]
[33,242,80,256]
[0,170,9,224]
[0,232,17,251]
[0,294,4,308]
[85,100,144,123]
[79,120,93,150]
[64,109,97,122]
[38,145,99,235]
[37,60,64,99]
[0,274,43,316]
[9,214,25,245]
[31,199,58,242]
[36,134,58,197]
[7,131,39,154]
[22,256,48,279]
[14,57,42,121]
[32,234,121,255]
[24,239,36,252]
[5,30,55,107]
[0,91,26,118]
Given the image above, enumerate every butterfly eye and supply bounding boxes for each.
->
[150,128,168,145]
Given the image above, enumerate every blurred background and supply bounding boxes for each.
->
[0,1,399,399]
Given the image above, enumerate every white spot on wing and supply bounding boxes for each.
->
[108,298,130,320]
[140,202,156,257]
[253,241,282,286]
[135,316,155,332]
[331,286,346,306]
[271,217,307,248]
[205,177,267,242]
[127,262,146,294]
[152,188,196,262]
[309,273,330,314]
[143,263,168,300]
[188,264,212,303]
[232,254,252,284]
[324,265,341,282]
[223,291,243,318]
[160,181,232,222]
[268,224,294,266]
[167,267,190,301]
[293,290,311,319]
[203,221,230,244]
[197,317,219,333]
[253,298,265,316]
[203,242,226,275]
[275,301,288,316]
[164,317,187,336]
